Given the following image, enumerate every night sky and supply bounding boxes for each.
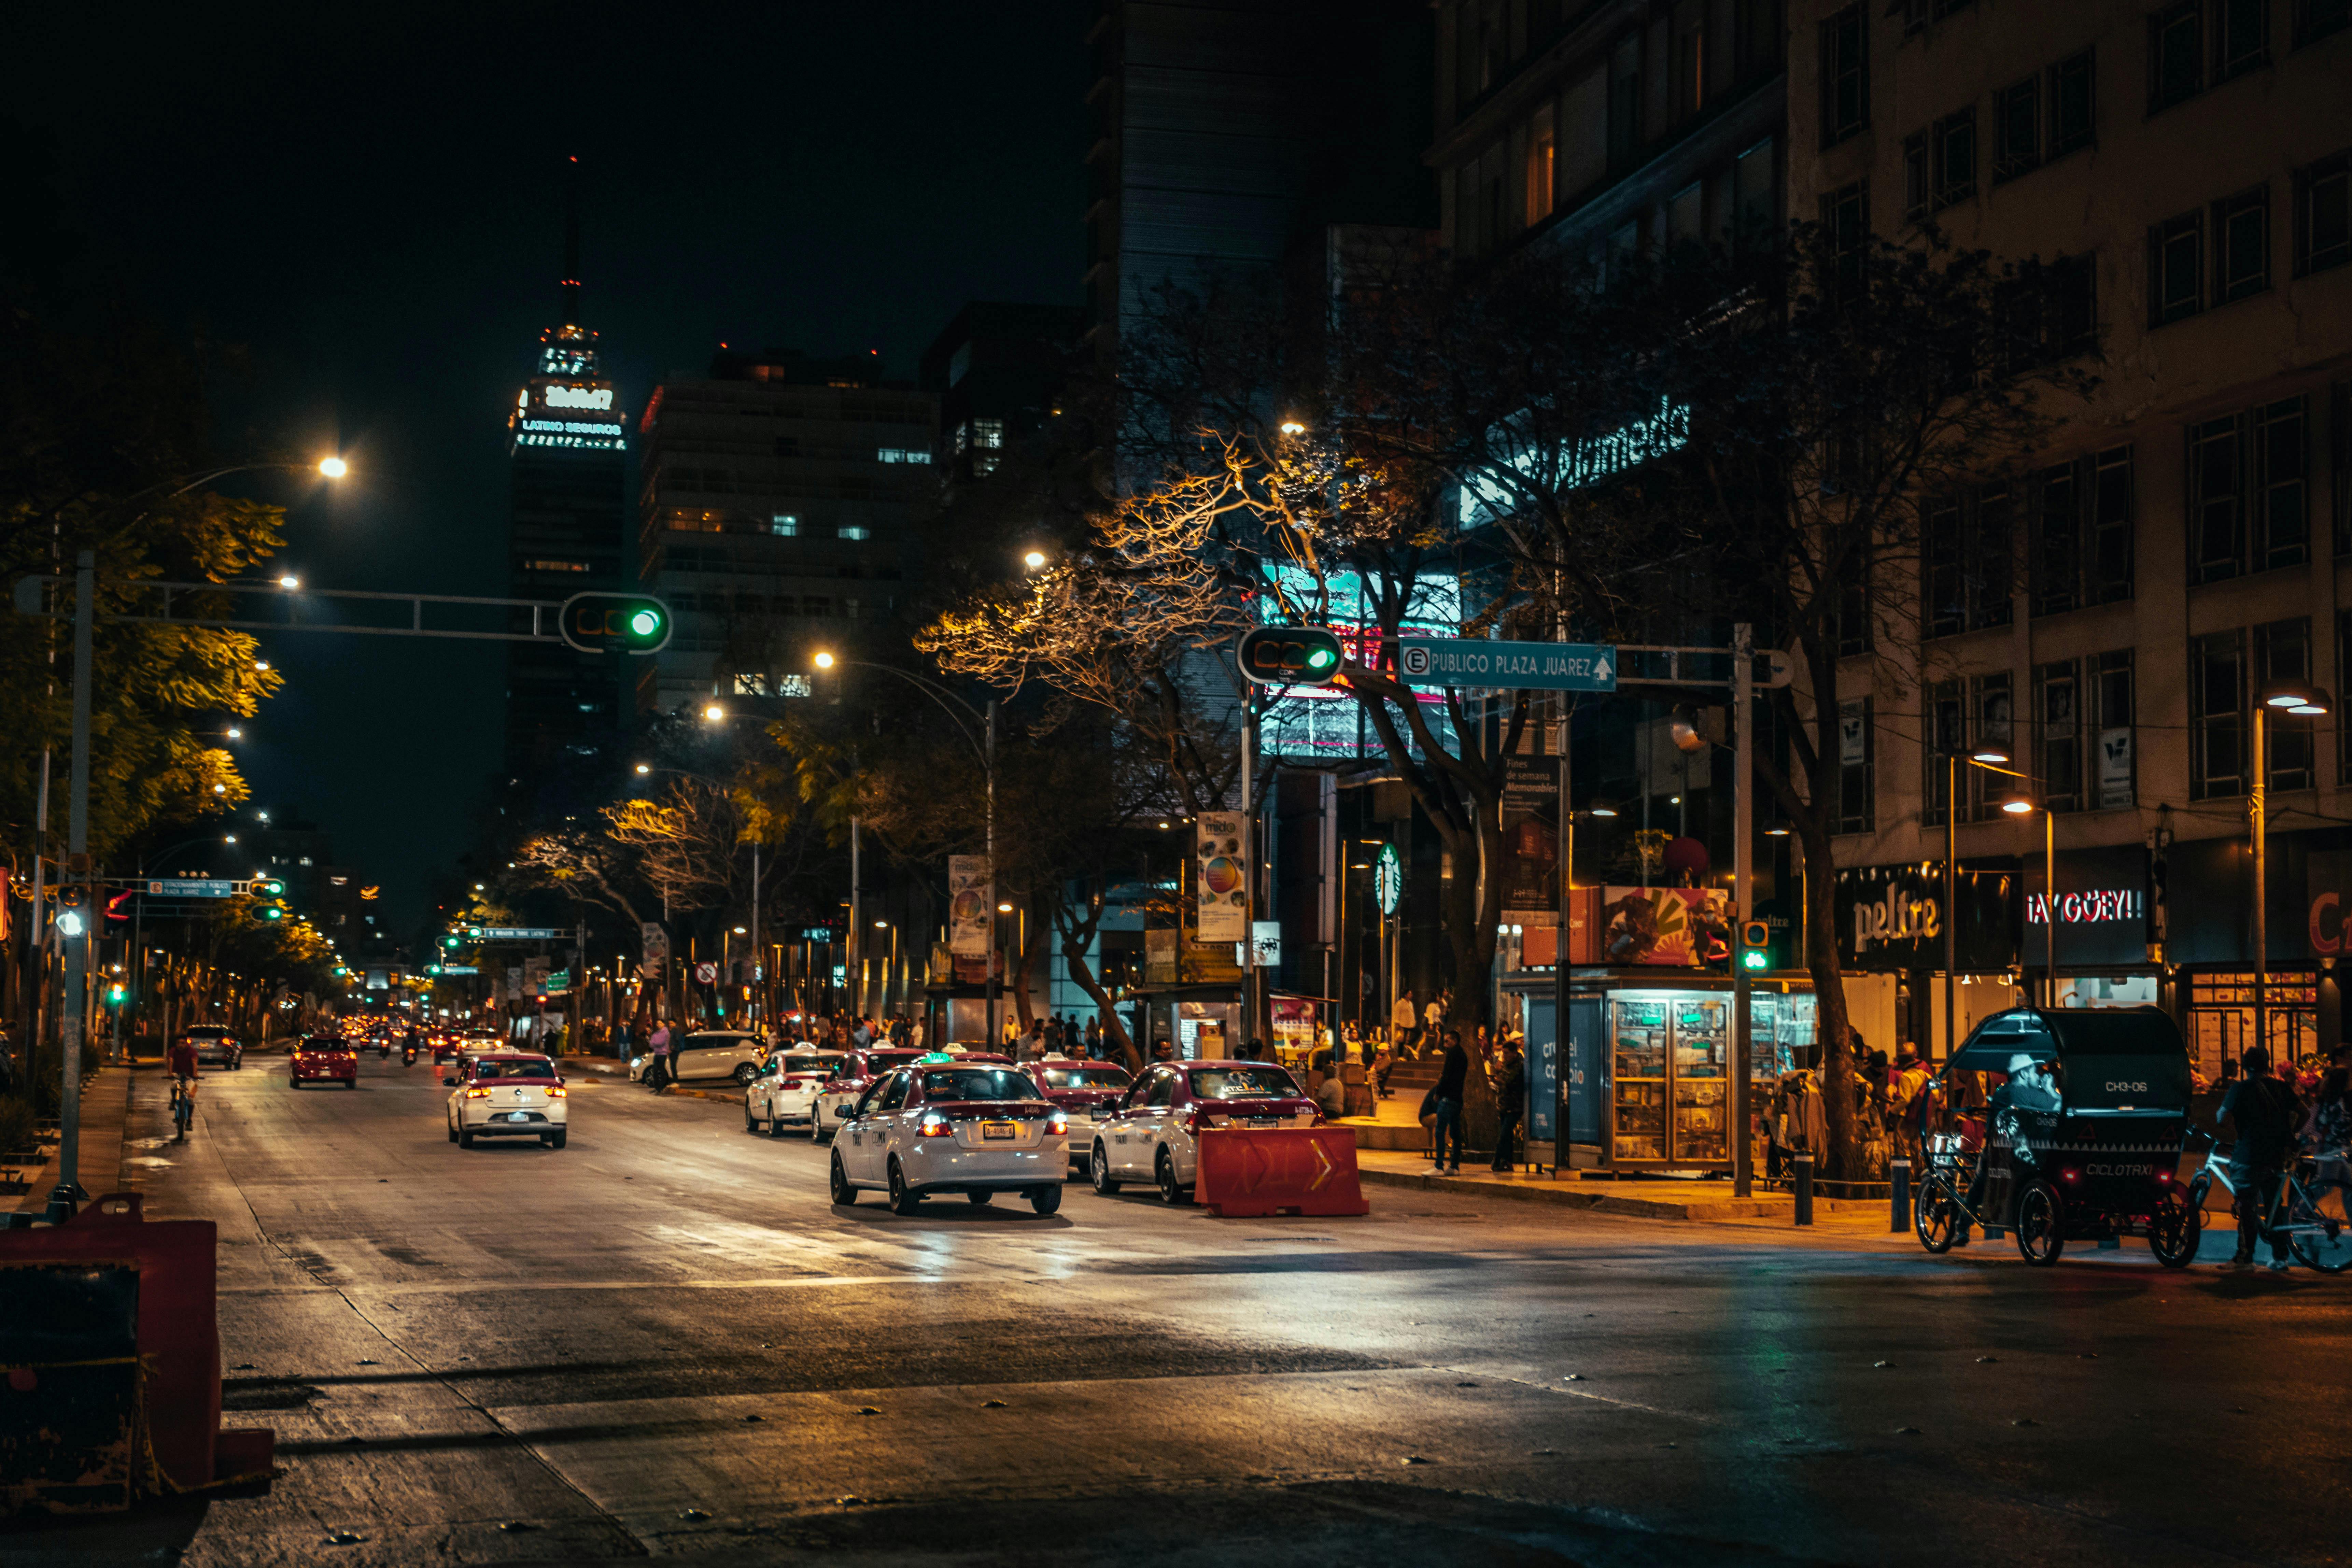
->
[6,2,1089,932]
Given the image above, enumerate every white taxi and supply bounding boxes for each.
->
[827,1060,1067,1215]
[446,1053,569,1149]
[744,1048,843,1138]
[1089,1060,1318,1202]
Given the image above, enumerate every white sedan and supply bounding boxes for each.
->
[828,1062,1067,1215]
[446,1053,569,1149]
[744,1049,843,1138]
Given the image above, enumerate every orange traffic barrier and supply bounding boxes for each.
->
[1196,1127,1371,1218]
[1,1193,274,1514]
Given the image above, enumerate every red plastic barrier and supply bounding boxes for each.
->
[0,1192,273,1507]
[1196,1127,1371,1218]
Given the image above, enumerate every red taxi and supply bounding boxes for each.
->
[288,1032,359,1089]
[1027,1057,1134,1170]
[1088,1060,1319,1203]
[813,1047,926,1141]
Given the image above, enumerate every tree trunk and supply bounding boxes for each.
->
[1439,804,1509,1154]
[1056,890,1142,1073]
[1801,827,1858,1179]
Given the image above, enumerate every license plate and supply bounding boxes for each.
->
[981,1122,1017,1140]
[499,1112,527,1122]
[1245,1117,1279,1127]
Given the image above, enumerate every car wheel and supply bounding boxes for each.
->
[447,1119,457,1144]
[231,1059,242,1071]
[829,1152,858,1206]
[1030,1183,1063,1216]
[289,1077,300,1089]
[2014,1179,2064,1267]
[549,1131,568,1150]
[1156,1148,1190,1206]
[888,1158,924,1215]
[967,1190,994,1207]
[1090,1143,1122,1195]
[346,1077,357,1089]
[733,1062,757,1085]
[745,1104,760,1134]
[458,1128,476,1149]
[767,1108,788,1139]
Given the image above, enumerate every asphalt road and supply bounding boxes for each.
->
[12,1051,2346,1568]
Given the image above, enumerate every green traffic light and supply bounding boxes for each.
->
[261,906,283,921]
[630,609,660,637]
[1741,949,1769,972]
[1307,648,1335,668]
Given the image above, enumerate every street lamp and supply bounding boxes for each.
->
[1994,786,2057,1006]
[1022,550,1046,570]
[2253,679,2331,1061]
[318,456,349,480]
[812,650,1000,1044]
[1937,744,2022,1052]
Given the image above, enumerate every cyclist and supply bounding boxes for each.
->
[2216,1044,2302,1271]
[167,1031,201,1137]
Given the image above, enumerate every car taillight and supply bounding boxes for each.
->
[1186,1107,1214,1133]
[917,1114,952,1138]
[1046,1114,1068,1136]
[466,1087,492,1098]
[546,1086,566,1098]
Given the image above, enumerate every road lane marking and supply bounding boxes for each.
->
[225,1273,959,1297]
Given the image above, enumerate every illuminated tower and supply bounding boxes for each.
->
[504,163,629,777]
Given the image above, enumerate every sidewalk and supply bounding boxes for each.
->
[6,1058,138,1217]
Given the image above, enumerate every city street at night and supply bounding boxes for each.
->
[13,1052,2343,1568]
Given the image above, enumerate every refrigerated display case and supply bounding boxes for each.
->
[1605,991,1741,1168]
[1610,997,1668,1161]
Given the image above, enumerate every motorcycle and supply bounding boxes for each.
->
[377,1040,391,1059]
[402,1043,419,1066]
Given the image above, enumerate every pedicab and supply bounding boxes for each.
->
[1915,1006,2201,1268]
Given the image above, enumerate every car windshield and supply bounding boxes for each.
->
[1038,1066,1130,1089]
[919,1068,1038,1102]
[472,1059,556,1080]
[781,1054,842,1074]
[1189,1067,1300,1100]
[868,1050,921,1072]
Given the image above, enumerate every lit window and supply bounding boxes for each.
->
[732,673,771,696]
[839,525,872,541]
[523,557,590,573]
[778,674,812,697]
[973,418,1004,449]
[876,447,931,464]
[771,514,799,536]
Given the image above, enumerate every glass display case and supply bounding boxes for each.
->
[1609,997,1669,1161]
[1605,991,1754,1167]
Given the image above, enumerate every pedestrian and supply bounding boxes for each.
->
[1431,1029,1469,1175]
[1424,995,1445,1056]
[2216,1044,2303,1270]
[1492,1037,1526,1172]
[1314,1061,1347,1120]
[908,1016,926,1050]
[1085,1017,1102,1058]
[1152,1038,1175,1064]
[2307,1044,2351,1188]
[646,1020,673,1091]
[1892,1045,1932,1171]
[1390,992,1417,1056]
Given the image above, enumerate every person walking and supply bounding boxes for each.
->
[1085,1017,1102,1059]
[2217,1044,2304,1270]
[1390,992,1418,1056]
[645,1021,674,1091]
[1491,1037,1526,1172]
[1431,1029,1469,1175]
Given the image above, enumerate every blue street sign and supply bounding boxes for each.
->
[1397,638,1617,692]
[435,964,481,975]
[146,879,240,899]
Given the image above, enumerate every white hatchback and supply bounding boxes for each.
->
[744,1049,843,1138]
[447,1054,569,1149]
[828,1063,1067,1215]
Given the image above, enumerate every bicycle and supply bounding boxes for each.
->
[1913,1128,2202,1269]
[2186,1131,2352,1274]
[170,1076,197,1140]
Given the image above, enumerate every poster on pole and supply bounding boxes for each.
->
[948,855,992,957]
[639,921,669,980]
[1195,811,1249,944]
[1500,756,1562,926]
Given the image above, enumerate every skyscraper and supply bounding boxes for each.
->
[505,173,629,775]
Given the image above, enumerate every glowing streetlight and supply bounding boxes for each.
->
[226,727,242,739]
[997,902,1013,914]
[1023,550,1046,570]
[212,783,228,795]
[318,456,349,479]
[634,762,651,775]
[703,703,725,722]
[278,575,300,589]
[255,660,271,672]
[813,651,836,670]
[1279,420,1307,436]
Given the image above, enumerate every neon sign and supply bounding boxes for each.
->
[2025,890,2143,925]
[544,384,615,411]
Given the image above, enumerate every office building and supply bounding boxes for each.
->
[636,349,938,712]
[919,302,1087,482]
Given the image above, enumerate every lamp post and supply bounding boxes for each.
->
[1940,745,2018,1055]
[2253,680,2331,1062]
[813,653,997,1046]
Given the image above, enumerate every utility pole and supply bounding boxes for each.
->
[1240,696,1258,1051]
[1731,623,1754,1199]
[50,550,96,1221]
[984,697,998,1051]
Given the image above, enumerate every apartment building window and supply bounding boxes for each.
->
[1525,103,1558,225]
[2257,617,2315,789]
[1835,698,1874,835]
[1454,0,1506,107]
[2038,652,2136,812]
[1821,181,1868,297]
[2149,209,2205,325]
[522,557,588,573]
[1734,137,1777,246]
[1903,109,1974,219]
[1672,12,1708,125]
[770,513,798,537]
[2336,381,2352,556]
[1924,680,1962,828]
[1899,0,1976,28]
[1968,672,2013,817]
[2297,0,2352,47]
[1735,0,1784,77]
[2214,185,2270,301]
[1923,486,2013,637]
[1994,76,2040,181]
[1607,34,1643,170]
[1818,4,1867,149]
[2336,610,2352,782]
[2036,659,2084,811]
[1833,548,1872,657]
[2050,49,2096,156]
[2031,445,2135,614]
[2294,150,2350,276]
[2150,2,2203,112]
[2191,628,2246,798]
[2192,396,2309,583]
[2094,651,2137,808]
[2215,0,2269,80]
[838,525,872,542]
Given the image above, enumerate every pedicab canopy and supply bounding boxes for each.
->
[1948,1006,2193,1113]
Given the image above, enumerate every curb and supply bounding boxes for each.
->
[1354,1165,1885,1223]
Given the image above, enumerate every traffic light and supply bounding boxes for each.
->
[1237,625,1344,686]
[1740,919,1773,973]
[106,982,126,1005]
[442,934,461,949]
[560,592,674,655]
[252,878,286,896]
[260,905,284,921]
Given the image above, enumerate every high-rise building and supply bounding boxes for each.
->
[504,187,630,774]
[636,350,938,712]
[1780,0,2352,1065]
[919,302,1086,482]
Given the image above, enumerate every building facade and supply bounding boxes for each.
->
[636,351,938,714]
[1786,0,2352,1069]
[919,302,1086,483]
